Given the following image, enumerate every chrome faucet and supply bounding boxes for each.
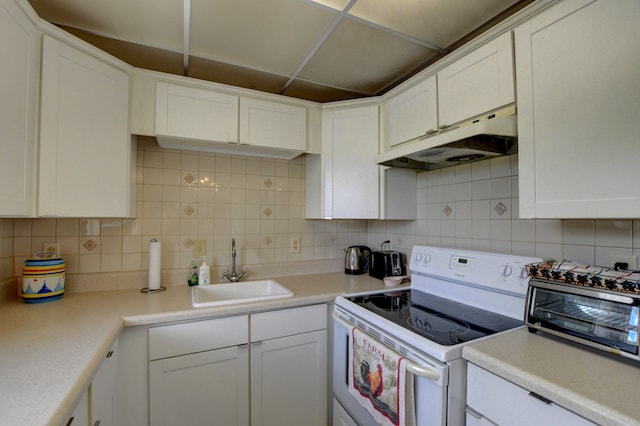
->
[221,238,246,282]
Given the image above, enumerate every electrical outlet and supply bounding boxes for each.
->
[290,236,300,254]
[193,239,207,258]
[42,242,60,256]
[610,254,638,270]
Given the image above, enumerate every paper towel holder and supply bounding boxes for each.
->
[141,286,166,294]
[142,239,167,293]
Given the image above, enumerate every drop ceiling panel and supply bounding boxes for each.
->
[190,0,338,75]
[28,0,183,51]
[348,0,521,47]
[299,18,435,94]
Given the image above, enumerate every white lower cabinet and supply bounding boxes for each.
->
[68,389,89,426]
[250,305,327,426]
[149,315,250,426]
[147,304,328,426]
[466,363,595,426]
[90,339,119,426]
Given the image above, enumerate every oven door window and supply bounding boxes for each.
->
[528,287,640,354]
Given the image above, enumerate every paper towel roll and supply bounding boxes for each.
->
[148,239,161,290]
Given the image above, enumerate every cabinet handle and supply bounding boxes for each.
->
[94,421,101,426]
[105,350,114,358]
[528,391,552,405]
[65,417,75,426]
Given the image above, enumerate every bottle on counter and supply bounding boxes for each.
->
[188,259,199,286]
[198,258,211,285]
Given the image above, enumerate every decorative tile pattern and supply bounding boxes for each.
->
[442,205,453,217]
[82,239,98,252]
[263,236,273,246]
[184,239,194,248]
[183,173,196,185]
[263,208,272,217]
[494,202,508,216]
[263,178,273,188]
[184,205,195,216]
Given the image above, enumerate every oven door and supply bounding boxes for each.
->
[332,309,449,426]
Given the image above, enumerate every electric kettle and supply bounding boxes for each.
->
[344,246,371,275]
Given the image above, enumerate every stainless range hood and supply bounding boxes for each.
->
[377,114,517,171]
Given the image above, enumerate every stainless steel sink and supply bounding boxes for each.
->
[191,280,293,307]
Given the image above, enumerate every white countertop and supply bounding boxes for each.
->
[0,272,388,426]
[463,327,640,426]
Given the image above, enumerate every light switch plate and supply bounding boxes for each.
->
[193,239,207,258]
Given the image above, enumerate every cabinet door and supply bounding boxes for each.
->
[250,330,327,426]
[438,31,514,128]
[39,35,134,217]
[467,363,595,426]
[0,0,38,216]
[150,345,250,426]
[239,97,306,152]
[68,388,89,426]
[91,339,119,426]
[515,0,640,218]
[156,81,239,143]
[324,105,379,219]
[387,76,437,147]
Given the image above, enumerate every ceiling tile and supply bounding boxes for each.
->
[188,57,289,94]
[298,17,435,94]
[28,0,183,51]
[348,0,521,47]
[190,0,338,75]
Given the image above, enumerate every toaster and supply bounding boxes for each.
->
[369,251,406,280]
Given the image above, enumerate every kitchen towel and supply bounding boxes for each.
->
[348,327,415,426]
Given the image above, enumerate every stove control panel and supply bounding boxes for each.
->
[410,246,542,296]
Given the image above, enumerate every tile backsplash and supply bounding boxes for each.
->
[3,142,640,293]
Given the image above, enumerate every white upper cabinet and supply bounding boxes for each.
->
[308,104,379,219]
[515,0,640,218]
[0,0,39,217]
[155,81,308,159]
[437,31,515,128]
[386,75,438,147]
[155,81,239,146]
[39,34,135,217]
[239,97,307,153]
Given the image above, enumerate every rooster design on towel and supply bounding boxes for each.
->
[360,360,384,398]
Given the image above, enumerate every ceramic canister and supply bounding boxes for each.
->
[22,251,66,303]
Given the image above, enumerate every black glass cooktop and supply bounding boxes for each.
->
[346,289,523,346]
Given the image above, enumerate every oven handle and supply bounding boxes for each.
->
[332,311,440,382]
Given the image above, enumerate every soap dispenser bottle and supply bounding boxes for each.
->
[187,259,199,286]
[198,257,211,285]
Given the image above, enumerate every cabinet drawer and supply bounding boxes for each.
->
[251,304,327,342]
[149,315,248,360]
[467,363,595,425]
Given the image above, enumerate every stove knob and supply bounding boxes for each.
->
[501,264,513,276]
[519,267,529,279]
[415,252,423,262]
[423,253,432,265]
